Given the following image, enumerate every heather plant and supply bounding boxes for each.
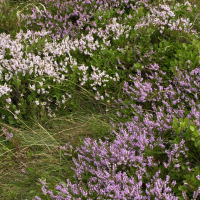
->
[1,0,200,199]
[0,1,147,124]
[0,23,127,125]
[37,73,200,197]
[30,0,200,199]
[16,0,135,41]
[38,115,200,199]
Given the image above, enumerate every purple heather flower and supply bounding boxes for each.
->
[2,126,13,141]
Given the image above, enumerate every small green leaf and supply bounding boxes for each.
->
[154,152,163,154]
[195,142,198,147]
[181,166,185,170]
[173,117,178,129]
[162,67,167,71]
[27,167,34,172]
[179,118,183,122]
[190,126,195,132]
[8,116,15,125]
[184,118,190,124]
[12,105,17,110]
[182,43,187,49]
[3,146,7,151]
[27,151,32,157]
[147,28,154,34]
[27,95,33,102]
[193,130,199,137]
[180,122,185,129]
[169,140,176,144]
[134,63,141,70]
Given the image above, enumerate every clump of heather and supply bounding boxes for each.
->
[0,0,200,198]
[2,0,198,123]
[34,0,200,199]
[37,58,200,199]
[16,0,140,41]
[2,125,13,140]
[0,21,127,124]
[1,0,199,127]
[0,0,146,124]
[38,111,200,199]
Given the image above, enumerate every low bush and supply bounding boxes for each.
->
[0,0,200,199]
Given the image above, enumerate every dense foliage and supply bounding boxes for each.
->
[0,0,200,199]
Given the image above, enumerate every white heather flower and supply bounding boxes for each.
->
[196,175,200,180]
[15,110,20,115]
[6,98,11,103]
[30,84,35,90]
[101,46,105,50]
[174,164,180,168]
[35,101,40,106]
[61,74,65,80]
[0,83,12,97]
[41,88,46,94]
[39,82,43,87]
[29,69,33,75]
[66,93,71,98]
[184,1,191,7]
[127,14,132,19]
[116,73,120,81]
[171,180,176,187]
[95,96,99,100]
[5,73,11,81]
